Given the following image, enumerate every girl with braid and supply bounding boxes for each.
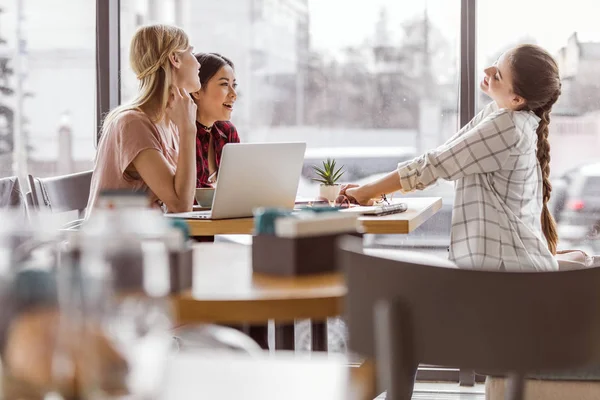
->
[340,44,564,271]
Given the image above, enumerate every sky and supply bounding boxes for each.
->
[308,0,600,68]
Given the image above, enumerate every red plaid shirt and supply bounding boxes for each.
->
[195,120,240,188]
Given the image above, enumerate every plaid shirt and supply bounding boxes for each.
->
[196,120,240,188]
[398,102,558,271]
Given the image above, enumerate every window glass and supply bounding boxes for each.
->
[0,0,96,178]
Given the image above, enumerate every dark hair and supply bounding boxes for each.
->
[509,44,561,255]
[194,52,234,88]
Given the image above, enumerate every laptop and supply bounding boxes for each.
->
[167,142,307,220]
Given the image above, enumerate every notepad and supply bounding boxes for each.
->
[339,203,408,216]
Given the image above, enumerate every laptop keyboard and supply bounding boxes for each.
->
[164,211,212,219]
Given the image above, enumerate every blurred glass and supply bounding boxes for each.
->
[73,208,174,398]
[0,210,65,398]
[0,208,178,398]
[0,0,97,179]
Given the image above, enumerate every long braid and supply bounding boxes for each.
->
[533,90,560,255]
[509,44,562,258]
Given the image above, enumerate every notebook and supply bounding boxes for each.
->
[339,202,408,216]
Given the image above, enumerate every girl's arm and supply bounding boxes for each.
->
[347,109,518,205]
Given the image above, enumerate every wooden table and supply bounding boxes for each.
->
[172,243,346,350]
[159,352,359,400]
[185,197,442,236]
[175,198,442,350]
[174,243,345,325]
[172,243,436,352]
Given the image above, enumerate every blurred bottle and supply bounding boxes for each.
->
[0,210,66,399]
[74,208,175,399]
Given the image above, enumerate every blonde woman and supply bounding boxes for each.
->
[86,24,201,216]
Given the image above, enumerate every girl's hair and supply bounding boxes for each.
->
[194,53,234,88]
[100,24,190,133]
[509,44,562,255]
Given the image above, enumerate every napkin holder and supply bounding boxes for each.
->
[251,209,360,276]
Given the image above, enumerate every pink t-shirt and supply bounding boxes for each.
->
[86,109,179,217]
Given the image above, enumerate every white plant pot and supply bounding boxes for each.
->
[319,184,341,202]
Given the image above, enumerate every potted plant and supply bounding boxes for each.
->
[312,158,345,202]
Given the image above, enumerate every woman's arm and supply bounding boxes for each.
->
[344,172,404,205]
[132,88,197,213]
[347,109,518,204]
[132,133,196,212]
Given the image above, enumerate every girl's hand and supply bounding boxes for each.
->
[166,86,197,135]
[340,184,375,206]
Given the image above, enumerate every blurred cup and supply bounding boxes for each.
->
[195,188,215,208]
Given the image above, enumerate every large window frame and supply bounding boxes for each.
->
[96,0,121,144]
[96,1,480,144]
[94,0,481,387]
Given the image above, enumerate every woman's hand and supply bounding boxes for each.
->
[338,184,375,206]
[166,86,197,135]
[132,86,197,213]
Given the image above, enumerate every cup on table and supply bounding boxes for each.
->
[195,188,215,208]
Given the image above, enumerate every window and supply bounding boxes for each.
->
[477,0,600,252]
[117,0,460,252]
[0,0,96,178]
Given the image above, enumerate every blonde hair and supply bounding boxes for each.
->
[101,24,190,134]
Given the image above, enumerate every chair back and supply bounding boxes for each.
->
[27,170,92,218]
[0,176,28,221]
[339,236,600,400]
[0,176,25,208]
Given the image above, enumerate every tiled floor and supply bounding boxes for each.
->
[292,320,487,400]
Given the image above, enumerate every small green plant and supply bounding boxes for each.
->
[312,158,345,186]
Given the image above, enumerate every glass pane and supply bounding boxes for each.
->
[0,0,96,178]
[119,0,460,253]
[478,0,600,253]
[581,176,600,197]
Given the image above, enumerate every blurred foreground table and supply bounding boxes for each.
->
[172,243,345,351]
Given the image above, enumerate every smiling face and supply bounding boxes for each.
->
[480,50,526,110]
[192,64,237,125]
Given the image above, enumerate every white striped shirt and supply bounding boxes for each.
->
[397,102,558,271]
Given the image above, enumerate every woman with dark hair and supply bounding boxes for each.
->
[340,44,563,271]
[191,53,240,188]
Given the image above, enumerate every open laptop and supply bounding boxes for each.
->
[167,142,306,220]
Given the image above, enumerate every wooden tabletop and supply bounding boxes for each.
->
[185,196,442,236]
[159,351,357,400]
[173,243,346,325]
